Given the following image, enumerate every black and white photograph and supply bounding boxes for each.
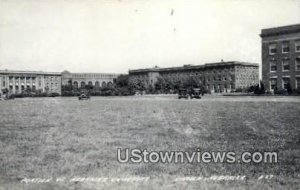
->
[0,0,300,189]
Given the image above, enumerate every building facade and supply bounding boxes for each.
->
[129,61,259,93]
[61,71,119,89]
[260,24,300,91]
[0,70,61,94]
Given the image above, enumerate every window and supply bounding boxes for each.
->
[282,60,290,71]
[282,78,290,89]
[296,78,300,89]
[270,78,277,90]
[282,42,289,53]
[296,58,300,71]
[270,61,277,72]
[269,43,277,55]
[295,40,300,52]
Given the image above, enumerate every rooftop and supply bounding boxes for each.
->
[0,70,61,75]
[0,70,121,76]
[260,23,300,37]
[129,61,259,73]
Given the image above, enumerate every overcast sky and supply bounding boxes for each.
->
[0,0,299,73]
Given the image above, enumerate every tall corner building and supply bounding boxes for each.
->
[260,24,300,91]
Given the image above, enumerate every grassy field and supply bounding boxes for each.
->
[0,96,299,189]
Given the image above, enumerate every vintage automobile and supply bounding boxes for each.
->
[78,90,90,100]
[190,88,202,99]
[178,88,189,99]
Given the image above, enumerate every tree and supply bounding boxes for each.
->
[116,75,129,88]
[286,83,292,94]
[154,77,166,92]
[181,76,202,90]
[260,81,265,94]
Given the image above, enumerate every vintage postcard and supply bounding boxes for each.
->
[0,0,299,189]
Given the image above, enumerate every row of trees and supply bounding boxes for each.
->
[247,81,300,95]
[62,74,207,96]
[1,86,61,98]
[128,75,206,94]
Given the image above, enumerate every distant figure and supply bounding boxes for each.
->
[171,9,174,16]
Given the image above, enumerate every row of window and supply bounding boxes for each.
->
[207,84,233,89]
[9,86,38,91]
[270,59,300,72]
[72,81,113,88]
[270,77,300,89]
[269,40,300,55]
[46,83,59,87]
[2,81,44,87]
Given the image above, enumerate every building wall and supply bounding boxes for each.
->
[204,65,235,93]
[235,66,259,89]
[44,75,62,94]
[261,25,300,91]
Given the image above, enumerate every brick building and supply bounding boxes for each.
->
[260,24,300,92]
[129,61,259,93]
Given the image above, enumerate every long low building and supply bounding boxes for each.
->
[129,61,259,93]
[0,70,120,95]
[61,71,119,89]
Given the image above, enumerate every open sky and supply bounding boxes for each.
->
[0,0,299,74]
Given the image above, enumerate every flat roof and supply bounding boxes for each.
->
[61,70,121,75]
[129,61,259,74]
[0,70,61,75]
[0,70,122,76]
[260,24,300,37]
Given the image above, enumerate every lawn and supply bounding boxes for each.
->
[0,96,299,189]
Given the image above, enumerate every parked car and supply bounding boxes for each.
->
[190,88,202,99]
[78,90,90,100]
[49,92,60,97]
[178,88,189,99]
[78,94,90,100]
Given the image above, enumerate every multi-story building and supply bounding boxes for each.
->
[0,70,61,94]
[260,24,300,91]
[61,71,119,89]
[129,61,259,93]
